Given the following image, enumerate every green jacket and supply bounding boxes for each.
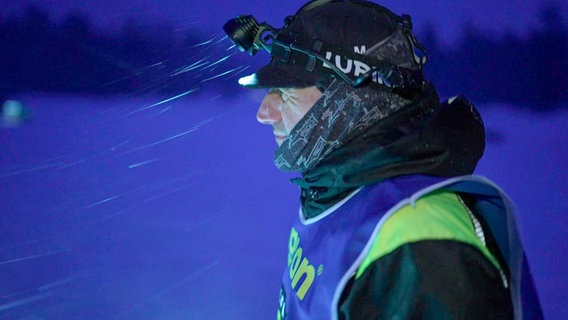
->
[339,189,513,319]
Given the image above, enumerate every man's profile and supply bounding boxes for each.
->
[224,0,544,319]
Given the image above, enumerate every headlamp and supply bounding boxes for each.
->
[223,15,276,56]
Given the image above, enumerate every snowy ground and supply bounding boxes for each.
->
[0,92,566,319]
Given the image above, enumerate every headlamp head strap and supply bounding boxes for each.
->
[401,14,428,66]
[270,27,425,91]
[223,0,429,95]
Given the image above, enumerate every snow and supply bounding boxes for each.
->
[0,92,566,319]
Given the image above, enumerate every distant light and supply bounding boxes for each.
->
[1,99,29,127]
[2,100,25,119]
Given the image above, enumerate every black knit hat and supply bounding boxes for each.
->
[237,0,419,90]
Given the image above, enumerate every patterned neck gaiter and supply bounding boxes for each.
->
[274,80,411,172]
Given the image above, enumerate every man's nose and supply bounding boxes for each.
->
[257,92,282,125]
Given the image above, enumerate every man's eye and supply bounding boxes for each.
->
[280,91,289,102]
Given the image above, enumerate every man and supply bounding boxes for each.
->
[224,1,543,319]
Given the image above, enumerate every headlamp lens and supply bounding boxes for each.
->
[223,15,261,55]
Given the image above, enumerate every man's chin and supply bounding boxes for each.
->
[275,135,287,146]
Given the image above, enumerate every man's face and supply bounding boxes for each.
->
[256,86,322,146]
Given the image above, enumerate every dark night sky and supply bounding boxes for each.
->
[2,0,567,45]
